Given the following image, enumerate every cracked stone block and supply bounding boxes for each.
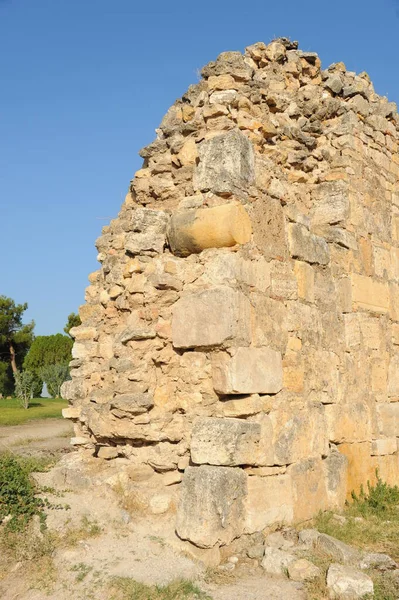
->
[193,129,255,196]
[287,223,330,265]
[172,286,251,349]
[212,347,283,395]
[176,465,247,548]
[190,417,261,466]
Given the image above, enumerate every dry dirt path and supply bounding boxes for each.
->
[0,418,73,457]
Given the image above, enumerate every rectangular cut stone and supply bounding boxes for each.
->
[289,458,329,521]
[312,181,350,226]
[371,438,398,456]
[388,355,399,397]
[294,261,315,303]
[190,417,261,466]
[338,442,377,499]
[244,475,294,534]
[212,347,283,395]
[193,130,255,196]
[322,452,348,510]
[172,286,251,349]
[287,223,330,265]
[351,274,389,314]
[377,403,399,437]
[324,402,372,443]
[175,465,247,548]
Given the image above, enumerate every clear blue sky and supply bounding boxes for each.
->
[1,0,398,335]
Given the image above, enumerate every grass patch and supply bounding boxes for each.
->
[0,397,67,426]
[312,473,399,560]
[109,578,212,600]
[60,515,102,547]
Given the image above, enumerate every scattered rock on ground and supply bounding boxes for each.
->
[326,563,374,599]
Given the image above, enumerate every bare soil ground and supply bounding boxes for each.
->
[0,421,305,600]
[0,418,73,457]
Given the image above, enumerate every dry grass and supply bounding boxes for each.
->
[109,578,212,600]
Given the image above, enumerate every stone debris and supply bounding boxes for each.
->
[326,564,374,599]
[62,35,399,555]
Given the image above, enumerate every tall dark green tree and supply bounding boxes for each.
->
[0,296,34,396]
[64,312,81,338]
[23,334,73,375]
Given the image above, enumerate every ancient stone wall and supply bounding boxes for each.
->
[62,38,399,553]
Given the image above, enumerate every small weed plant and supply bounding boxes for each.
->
[0,454,49,530]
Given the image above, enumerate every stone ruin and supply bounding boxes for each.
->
[62,38,399,556]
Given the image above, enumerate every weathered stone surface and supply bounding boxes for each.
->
[288,559,321,582]
[176,465,247,548]
[312,181,349,227]
[212,347,283,395]
[110,393,154,415]
[317,534,361,564]
[359,552,397,571]
[261,547,295,575]
[287,223,330,265]
[326,564,374,599]
[167,204,252,257]
[351,274,390,314]
[125,209,169,255]
[193,130,255,196]
[172,286,251,348]
[190,417,261,466]
[244,474,294,533]
[67,39,399,550]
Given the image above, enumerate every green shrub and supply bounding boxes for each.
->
[0,454,47,530]
[350,470,399,518]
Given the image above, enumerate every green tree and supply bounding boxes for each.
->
[40,364,70,398]
[0,296,34,396]
[24,334,73,375]
[64,312,81,337]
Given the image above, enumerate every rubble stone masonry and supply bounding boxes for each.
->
[62,38,399,552]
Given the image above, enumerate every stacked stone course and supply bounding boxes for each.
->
[62,38,399,553]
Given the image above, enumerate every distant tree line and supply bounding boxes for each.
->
[0,295,81,407]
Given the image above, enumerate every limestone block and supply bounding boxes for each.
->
[338,442,377,498]
[388,355,399,397]
[294,261,315,303]
[190,417,261,466]
[287,223,330,265]
[351,274,389,314]
[288,559,321,582]
[390,283,399,321]
[318,535,361,564]
[110,393,154,415]
[61,379,85,401]
[324,402,372,443]
[312,181,350,226]
[167,204,251,257]
[270,405,328,466]
[175,465,247,548]
[326,564,373,599]
[125,208,169,255]
[62,407,81,419]
[244,474,294,533]
[322,451,348,510]
[289,458,328,521]
[212,347,283,395]
[193,130,255,196]
[371,438,398,456]
[261,547,295,575]
[221,395,273,418]
[172,286,251,349]
[377,403,399,437]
